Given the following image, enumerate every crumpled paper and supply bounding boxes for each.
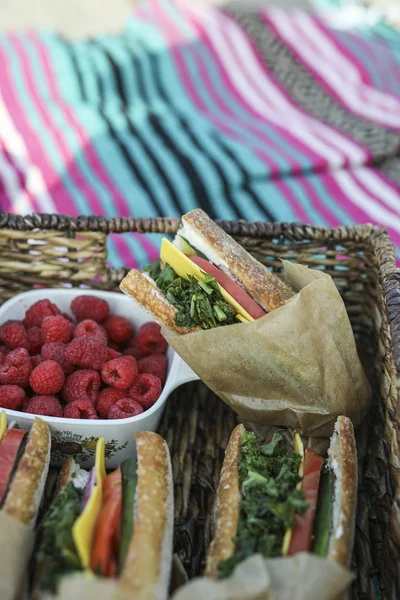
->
[0,512,34,600]
[172,553,353,600]
[163,261,371,437]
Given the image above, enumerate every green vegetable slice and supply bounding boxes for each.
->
[218,432,308,578]
[118,457,138,574]
[36,480,83,593]
[311,466,333,557]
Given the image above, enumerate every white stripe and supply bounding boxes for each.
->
[0,93,56,213]
[268,9,400,128]
[334,170,400,232]
[352,169,400,216]
[183,2,350,168]
[0,151,32,214]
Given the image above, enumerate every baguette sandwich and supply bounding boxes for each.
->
[206,416,357,579]
[120,209,294,333]
[0,412,51,600]
[33,431,174,600]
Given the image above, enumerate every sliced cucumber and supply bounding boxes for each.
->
[118,457,138,574]
[176,235,197,256]
[312,467,333,557]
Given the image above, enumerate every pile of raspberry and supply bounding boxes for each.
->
[0,296,168,420]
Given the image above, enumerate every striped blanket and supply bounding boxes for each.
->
[1,0,400,268]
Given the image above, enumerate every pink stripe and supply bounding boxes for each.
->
[221,6,369,167]
[265,11,400,129]
[151,0,298,177]
[10,34,107,216]
[30,33,143,268]
[271,178,309,222]
[193,5,325,172]
[296,175,341,227]
[310,14,400,108]
[352,169,400,217]
[0,37,73,209]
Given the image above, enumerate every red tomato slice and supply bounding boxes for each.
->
[288,447,324,555]
[0,428,26,503]
[188,256,265,320]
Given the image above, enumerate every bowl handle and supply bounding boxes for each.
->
[174,360,200,388]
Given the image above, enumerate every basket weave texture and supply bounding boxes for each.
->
[0,213,399,599]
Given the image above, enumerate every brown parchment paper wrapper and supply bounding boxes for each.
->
[163,261,371,437]
[0,512,34,600]
[172,553,352,600]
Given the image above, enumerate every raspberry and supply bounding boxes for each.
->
[0,351,5,365]
[29,360,65,395]
[26,326,43,354]
[42,315,72,344]
[22,397,30,411]
[123,347,146,361]
[108,398,143,419]
[31,355,42,368]
[74,320,107,340]
[103,316,133,344]
[0,385,25,410]
[71,295,109,323]
[0,348,32,387]
[41,342,74,374]
[64,399,98,419]
[96,388,126,418]
[0,321,29,350]
[108,341,120,352]
[24,299,61,328]
[65,336,108,370]
[136,323,168,355]
[138,354,168,385]
[25,396,63,417]
[101,356,138,390]
[128,373,162,410]
[62,370,101,404]
[107,347,122,360]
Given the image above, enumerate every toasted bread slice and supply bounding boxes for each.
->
[205,424,243,579]
[179,209,295,312]
[327,416,357,568]
[117,431,174,600]
[3,417,51,527]
[120,268,198,335]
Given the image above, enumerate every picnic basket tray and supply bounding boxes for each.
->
[0,212,399,599]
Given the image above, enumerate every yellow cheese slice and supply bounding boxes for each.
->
[72,437,106,571]
[73,484,102,571]
[282,433,304,556]
[0,412,7,445]
[95,437,106,484]
[160,238,253,323]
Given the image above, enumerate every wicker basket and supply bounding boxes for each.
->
[0,213,399,599]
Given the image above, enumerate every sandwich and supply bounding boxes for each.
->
[33,431,174,600]
[0,411,51,600]
[205,416,357,579]
[120,209,294,333]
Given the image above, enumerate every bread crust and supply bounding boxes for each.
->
[181,209,294,312]
[118,431,173,600]
[205,424,243,579]
[327,416,357,568]
[55,458,74,495]
[120,269,198,335]
[3,418,51,526]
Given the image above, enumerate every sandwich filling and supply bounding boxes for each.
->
[218,430,330,578]
[144,237,266,329]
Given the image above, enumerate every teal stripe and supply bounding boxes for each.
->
[306,173,353,225]
[281,177,327,224]
[159,0,314,176]
[251,180,297,221]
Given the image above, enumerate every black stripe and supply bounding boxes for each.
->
[98,41,185,216]
[215,136,275,222]
[129,44,217,217]
[146,51,241,220]
[86,40,166,216]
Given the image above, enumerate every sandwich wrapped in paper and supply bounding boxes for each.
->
[121,209,371,436]
[31,431,174,600]
[0,412,51,600]
[173,416,356,600]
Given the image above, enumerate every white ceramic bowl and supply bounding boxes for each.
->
[0,289,198,468]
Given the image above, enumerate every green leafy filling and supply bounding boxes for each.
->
[144,260,239,329]
[36,480,83,593]
[218,432,308,578]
